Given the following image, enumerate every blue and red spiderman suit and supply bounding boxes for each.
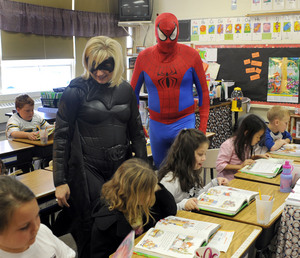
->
[131,13,210,168]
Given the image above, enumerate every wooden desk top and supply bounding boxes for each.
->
[270,152,300,163]
[200,179,289,229]
[13,135,53,147]
[16,169,55,198]
[132,210,262,258]
[234,171,281,186]
[0,140,34,155]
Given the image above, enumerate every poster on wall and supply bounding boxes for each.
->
[252,0,262,11]
[273,0,285,9]
[262,0,273,10]
[293,15,300,40]
[267,57,300,103]
[286,0,297,9]
[216,18,225,41]
[207,18,217,42]
[191,20,200,41]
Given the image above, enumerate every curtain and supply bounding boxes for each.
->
[0,0,127,38]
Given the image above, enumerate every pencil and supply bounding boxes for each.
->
[268,195,273,201]
[259,189,262,200]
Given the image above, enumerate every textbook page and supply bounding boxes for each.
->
[240,158,289,177]
[197,186,258,215]
[202,186,258,203]
[134,228,206,258]
[134,216,220,258]
[207,230,235,252]
[155,216,220,242]
[271,144,300,157]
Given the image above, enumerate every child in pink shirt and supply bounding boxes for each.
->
[216,114,270,181]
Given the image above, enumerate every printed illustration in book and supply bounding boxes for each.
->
[270,144,300,157]
[134,216,220,258]
[197,186,258,216]
[239,158,291,178]
[267,57,300,103]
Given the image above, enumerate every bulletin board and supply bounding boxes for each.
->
[215,45,300,102]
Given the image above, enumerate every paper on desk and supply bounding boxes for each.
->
[207,230,234,253]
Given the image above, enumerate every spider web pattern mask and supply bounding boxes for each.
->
[155,13,179,54]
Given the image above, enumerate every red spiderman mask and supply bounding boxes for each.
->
[155,13,179,54]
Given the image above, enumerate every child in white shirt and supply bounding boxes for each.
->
[0,176,75,258]
[6,94,50,140]
[158,128,228,211]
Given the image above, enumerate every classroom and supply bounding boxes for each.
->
[0,0,300,257]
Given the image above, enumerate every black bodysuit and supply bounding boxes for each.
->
[53,76,147,211]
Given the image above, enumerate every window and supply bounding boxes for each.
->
[1,59,74,94]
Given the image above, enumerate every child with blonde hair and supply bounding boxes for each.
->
[90,158,176,257]
[264,105,292,151]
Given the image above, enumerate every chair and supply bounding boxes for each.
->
[202,148,220,185]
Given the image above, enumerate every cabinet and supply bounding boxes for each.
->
[288,114,300,141]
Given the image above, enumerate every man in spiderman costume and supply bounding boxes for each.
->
[131,12,210,168]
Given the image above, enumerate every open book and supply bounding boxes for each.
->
[285,178,300,206]
[133,216,220,258]
[197,186,258,216]
[271,144,300,157]
[239,158,290,178]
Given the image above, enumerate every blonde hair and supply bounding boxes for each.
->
[101,158,157,226]
[267,106,290,122]
[82,36,124,87]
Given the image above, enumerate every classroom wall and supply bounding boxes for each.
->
[133,0,299,124]
[134,0,300,47]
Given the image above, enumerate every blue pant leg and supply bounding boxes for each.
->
[149,114,195,169]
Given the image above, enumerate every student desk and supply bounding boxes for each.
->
[0,139,34,171]
[199,179,289,256]
[234,171,281,186]
[16,169,60,227]
[270,152,300,163]
[132,210,262,258]
[13,136,53,168]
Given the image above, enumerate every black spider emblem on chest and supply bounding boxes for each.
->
[157,67,177,88]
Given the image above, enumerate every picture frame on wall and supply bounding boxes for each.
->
[127,48,133,56]
[136,46,146,54]
[128,57,137,69]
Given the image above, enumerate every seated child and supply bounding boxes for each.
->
[157,128,228,211]
[6,94,51,140]
[216,114,270,181]
[90,158,176,258]
[0,176,75,257]
[264,106,292,151]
